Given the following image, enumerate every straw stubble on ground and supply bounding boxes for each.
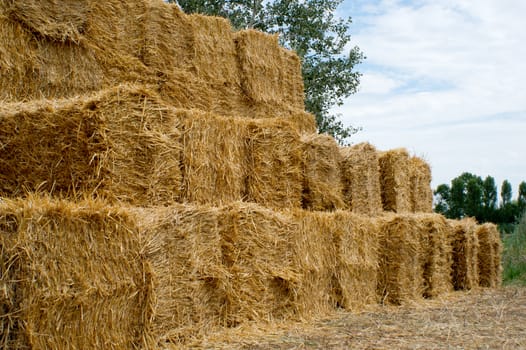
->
[207,287,526,349]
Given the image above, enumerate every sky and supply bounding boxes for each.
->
[333,0,526,197]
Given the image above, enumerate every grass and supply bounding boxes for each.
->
[502,212,526,286]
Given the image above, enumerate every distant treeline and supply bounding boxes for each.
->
[434,173,526,229]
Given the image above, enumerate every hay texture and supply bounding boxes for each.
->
[235,29,304,110]
[0,84,182,205]
[177,110,247,206]
[378,149,412,213]
[476,223,503,288]
[0,197,147,349]
[136,205,229,346]
[448,218,479,290]
[409,156,433,212]
[377,214,424,305]
[415,214,453,298]
[301,134,346,211]
[340,142,382,215]
[245,119,304,209]
[330,212,380,310]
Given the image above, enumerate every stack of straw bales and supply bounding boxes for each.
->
[476,223,502,288]
[449,218,480,290]
[340,142,383,215]
[0,0,503,346]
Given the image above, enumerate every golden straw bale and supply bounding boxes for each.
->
[177,110,247,206]
[409,156,433,212]
[415,214,453,298]
[301,133,346,211]
[0,12,105,102]
[331,211,380,310]
[448,218,479,290]
[377,214,424,305]
[221,203,301,325]
[245,119,304,209]
[235,29,305,110]
[136,205,229,346]
[340,142,383,215]
[378,149,412,213]
[0,85,182,205]
[3,0,88,43]
[0,197,148,349]
[476,223,502,288]
[290,210,337,318]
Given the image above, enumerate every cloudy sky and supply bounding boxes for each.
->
[334,0,526,197]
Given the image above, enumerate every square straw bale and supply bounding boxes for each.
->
[290,210,338,318]
[339,142,383,215]
[0,84,182,205]
[135,205,229,346]
[177,109,247,206]
[414,214,453,298]
[245,119,304,209]
[476,223,502,288]
[377,214,424,305]
[448,218,479,290]
[378,148,412,213]
[221,203,301,325]
[0,197,148,350]
[0,13,105,102]
[235,29,305,110]
[3,0,88,43]
[330,211,380,310]
[409,156,433,212]
[301,133,346,211]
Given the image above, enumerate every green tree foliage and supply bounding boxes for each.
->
[170,0,364,143]
[433,173,524,226]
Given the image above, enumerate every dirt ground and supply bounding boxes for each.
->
[205,287,526,349]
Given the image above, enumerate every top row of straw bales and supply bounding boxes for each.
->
[0,84,432,213]
[0,0,314,132]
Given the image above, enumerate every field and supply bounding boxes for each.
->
[207,287,526,349]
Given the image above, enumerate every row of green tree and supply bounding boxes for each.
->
[434,173,526,226]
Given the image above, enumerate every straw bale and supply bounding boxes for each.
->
[136,205,229,346]
[245,119,304,209]
[221,203,301,325]
[177,109,247,206]
[235,29,305,110]
[330,211,380,310]
[0,12,105,101]
[377,214,424,305]
[301,134,346,211]
[409,156,433,212]
[0,84,182,205]
[3,0,88,43]
[415,214,453,298]
[476,223,502,288]
[448,218,479,290]
[289,210,337,318]
[0,197,147,349]
[378,149,412,213]
[340,142,383,215]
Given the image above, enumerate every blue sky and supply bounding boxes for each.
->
[333,0,526,197]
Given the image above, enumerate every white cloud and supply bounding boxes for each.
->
[336,0,526,192]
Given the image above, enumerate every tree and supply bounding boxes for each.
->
[433,184,450,216]
[481,175,497,221]
[518,181,526,213]
[501,180,512,206]
[170,0,364,143]
[465,177,483,220]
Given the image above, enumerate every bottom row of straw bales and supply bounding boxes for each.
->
[0,198,501,348]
